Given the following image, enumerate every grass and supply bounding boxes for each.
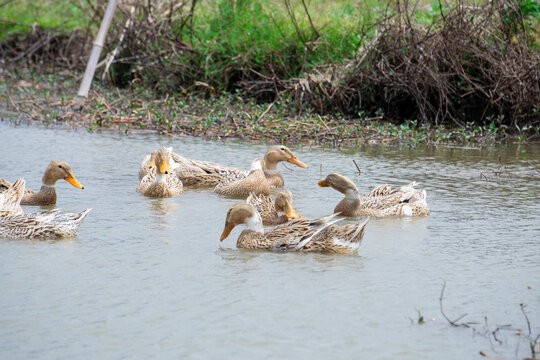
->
[1,0,538,130]
[161,0,388,85]
[0,0,90,39]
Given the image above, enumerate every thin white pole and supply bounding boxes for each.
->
[77,0,119,100]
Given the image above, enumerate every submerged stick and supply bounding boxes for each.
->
[353,160,361,175]
[439,280,469,327]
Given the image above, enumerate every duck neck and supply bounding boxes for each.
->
[39,184,57,196]
[344,188,360,201]
[246,214,264,234]
[42,175,59,186]
[263,154,278,170]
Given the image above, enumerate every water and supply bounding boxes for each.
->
[0,121,538,359]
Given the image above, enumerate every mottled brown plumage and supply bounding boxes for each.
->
[220,203,368,254]
[0,161,84,206]
[140,145,309,188]
[318,173,430,217]
[171,152,249,187]
[0,178,91,239]
[137,147,183,198]
[214,158,270,198]
[247,190,302,225]
[0,178,25,217]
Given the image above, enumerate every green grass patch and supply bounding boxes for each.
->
[176,0,384,83]
[0,0,91,39]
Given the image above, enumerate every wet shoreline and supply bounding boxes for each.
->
[2,68,538,147]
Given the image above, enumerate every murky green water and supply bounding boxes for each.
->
[0,121,538,359]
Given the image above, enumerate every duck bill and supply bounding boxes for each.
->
[147,154,156,169]
[288,155,308,168]
[220,222,236,241]
[284,201,299,219]
[318,179,330,187]
[65,175,84,189]
[159,161,170,174]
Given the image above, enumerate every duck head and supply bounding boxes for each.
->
[43,161,84,189]
[274,190,300,219]
[318,173,359,199]
[264,145,308,170]
[220,203,263,241]
[154,147,172,175]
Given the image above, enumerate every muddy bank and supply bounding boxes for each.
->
[1,68,538,146]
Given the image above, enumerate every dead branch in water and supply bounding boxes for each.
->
[353,160,361,175]
[439,280,471,327]
[479,159,540,181]
[521,304,540,358]
[436,281,540,359]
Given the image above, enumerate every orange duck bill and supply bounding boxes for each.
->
[65,175,84,189]
[318,179,330,187]
[287,155,308,168]
[284,201,300,219]
[220,222,236,241]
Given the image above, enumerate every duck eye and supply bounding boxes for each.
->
[58,165,63,169]
[280,147,285,151]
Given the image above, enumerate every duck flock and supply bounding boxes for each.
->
[0,145,429,253]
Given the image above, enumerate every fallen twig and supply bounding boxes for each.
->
[257,99,276,123]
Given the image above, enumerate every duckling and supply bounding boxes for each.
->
[318,173,429,217]
[0,161,84,206]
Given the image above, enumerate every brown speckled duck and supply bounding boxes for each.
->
[168,145,308,188]
[247,190,302,225]
[214,158,270,198]
[0,178,91,239]
[137,147,183,198]
[220,203,368,254]
[318,173,430,217]
[0,161,84,206]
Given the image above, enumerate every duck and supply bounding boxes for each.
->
[138,146,183,181]
[318,173,430,217]
[247,190,302,225]
[214,158,270,198]
[169,145,308,188]
[0,161,84,206]
[0,178,91,239]
[137,147,183,198]
[219,203,368,254]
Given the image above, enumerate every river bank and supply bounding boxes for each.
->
[2,68,538,146]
